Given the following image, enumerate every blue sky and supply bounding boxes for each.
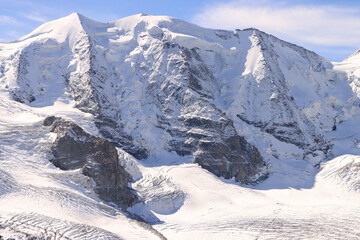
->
[0,0,360,61]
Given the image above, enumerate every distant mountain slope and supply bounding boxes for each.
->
[1,13,358,184]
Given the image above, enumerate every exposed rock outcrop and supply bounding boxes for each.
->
[43,116,138,208]
[195,135,266,183]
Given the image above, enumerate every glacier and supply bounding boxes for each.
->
[0,13,360,239]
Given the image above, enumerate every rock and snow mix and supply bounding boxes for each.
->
[0,13,360,239]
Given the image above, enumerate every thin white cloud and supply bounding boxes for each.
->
[1,0,67,23]
[0,15,21,26]
[192,0,360,57]
[23,14,49,23]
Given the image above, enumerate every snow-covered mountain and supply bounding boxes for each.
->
[1,13,360,239]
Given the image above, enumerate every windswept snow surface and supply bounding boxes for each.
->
[1,13,360,240]
[0,94,163,240]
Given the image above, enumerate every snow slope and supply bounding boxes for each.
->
[0,94,164,239]
[147,158,360,239]
[1,13,360,239]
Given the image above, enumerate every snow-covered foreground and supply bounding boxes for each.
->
[0,96,164,239]
[1,94,360,240]
[145,158,360,239]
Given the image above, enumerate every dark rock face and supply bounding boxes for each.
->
[94,115,149,160]
[163,92,267,184]
[195,136,265,184]
[67,31,149,160]
[233,31,332,156]
[140,43,269,184]
[43,116,138,208]
[9,51,37,104]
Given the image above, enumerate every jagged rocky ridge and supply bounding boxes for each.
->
[43,116,138,208]
[0,13,358,184]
